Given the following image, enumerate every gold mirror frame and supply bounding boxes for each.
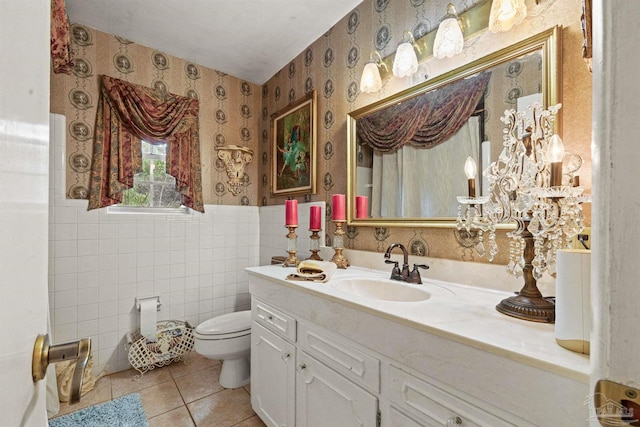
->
[346,26,561,228]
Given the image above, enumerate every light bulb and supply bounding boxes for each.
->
[464,157,477,179]
[547,134,565,163]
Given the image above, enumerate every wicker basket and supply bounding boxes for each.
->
[126,320,194,379]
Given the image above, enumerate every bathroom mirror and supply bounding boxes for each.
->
[347,26,561,228]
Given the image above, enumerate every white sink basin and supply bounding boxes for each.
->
[330,278,455,302]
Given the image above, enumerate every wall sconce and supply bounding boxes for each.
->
[433,3,464,59]
[489,0,527,33]
[360,51,385,93]
[392,31,419,78]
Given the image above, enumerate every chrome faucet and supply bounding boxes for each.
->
[384,243,429,284]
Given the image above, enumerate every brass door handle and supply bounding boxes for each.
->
[32,334,91,404]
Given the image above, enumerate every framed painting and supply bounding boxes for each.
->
[271,90,317,196]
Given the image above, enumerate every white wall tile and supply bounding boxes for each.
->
[77,223,99,240]
[54,273,77,292]
[54,307,77,325]
[55,290,78,308]
[77,303,99,321]
[78,239,98,256]
[77,288,99,305]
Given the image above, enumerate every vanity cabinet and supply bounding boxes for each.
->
[248,266,590,426]
[251,298,379,427]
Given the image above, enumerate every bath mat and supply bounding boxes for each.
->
[49,393,149,427]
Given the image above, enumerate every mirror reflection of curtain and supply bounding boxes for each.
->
[371,116,479,218]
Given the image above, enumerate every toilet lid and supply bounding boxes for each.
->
[195,310,251,336]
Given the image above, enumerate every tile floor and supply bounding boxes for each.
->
[49,352,266,427]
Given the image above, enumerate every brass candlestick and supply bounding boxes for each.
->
[283,226,299,267]
[331,220,349,268]
[307,229,323,261]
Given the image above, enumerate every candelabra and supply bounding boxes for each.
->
[283,226,300,267]
[331,221,350,268]
[457,103,586,323]
[307,229,323,261]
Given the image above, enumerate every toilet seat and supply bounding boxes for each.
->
[195,311,251,340]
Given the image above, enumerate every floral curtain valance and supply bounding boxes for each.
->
[51,0,74,74]
[357,71,491,152]
[88,75,204,212]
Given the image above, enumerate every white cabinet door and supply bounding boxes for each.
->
[251,322,296,427]
[296,350,378,427]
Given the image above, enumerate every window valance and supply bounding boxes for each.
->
[88,75,204,212]
[356,71,491,152]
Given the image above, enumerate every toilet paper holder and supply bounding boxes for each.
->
[136,296,161,312]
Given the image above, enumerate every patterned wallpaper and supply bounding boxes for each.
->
[259,0,592,264]
[51,0,592,266]
[50,25,262,207]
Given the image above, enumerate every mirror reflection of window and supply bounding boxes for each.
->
[369,116,480,218]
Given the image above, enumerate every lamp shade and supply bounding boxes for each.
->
[392,42,418,78]
[433,17,464,59]
[489,0,527,33]
[360,61,382,93]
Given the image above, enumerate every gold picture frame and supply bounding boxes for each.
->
[271,90,317,197]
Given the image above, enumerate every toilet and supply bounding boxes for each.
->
[194,310,252,389]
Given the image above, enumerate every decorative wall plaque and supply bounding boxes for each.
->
[215,145,254,196]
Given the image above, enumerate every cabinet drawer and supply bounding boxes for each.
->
[298,322,380,393]
[387,365,516,427]
[252,298,296,342]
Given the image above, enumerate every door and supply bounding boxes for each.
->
[0,1,51,426]
[296,350,378,427]
[591,1,640,426]
[251,322,296,427]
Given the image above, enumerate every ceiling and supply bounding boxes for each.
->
[65,0,363,85]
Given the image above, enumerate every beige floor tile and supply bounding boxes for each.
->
[54,375,113,417]
[243,383,251,395]
[231,415,267,427]
[111,367,173,398]
[187,388,255,427]
[138,380,185,418]
[174,365,224,403]
[169,352,221,379]
[148,406,195,427]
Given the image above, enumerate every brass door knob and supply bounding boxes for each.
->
[32,334,91,404]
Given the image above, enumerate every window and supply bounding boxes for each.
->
[109,141,188,214]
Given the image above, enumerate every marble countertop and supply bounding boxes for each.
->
[247,264,590,383]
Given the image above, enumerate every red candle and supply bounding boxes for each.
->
[332,194,346,221]
[309,205,322,230]
[285,199,298,226]
[356,196,368,219]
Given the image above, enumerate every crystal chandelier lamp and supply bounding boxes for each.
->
[457,103,586,323]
